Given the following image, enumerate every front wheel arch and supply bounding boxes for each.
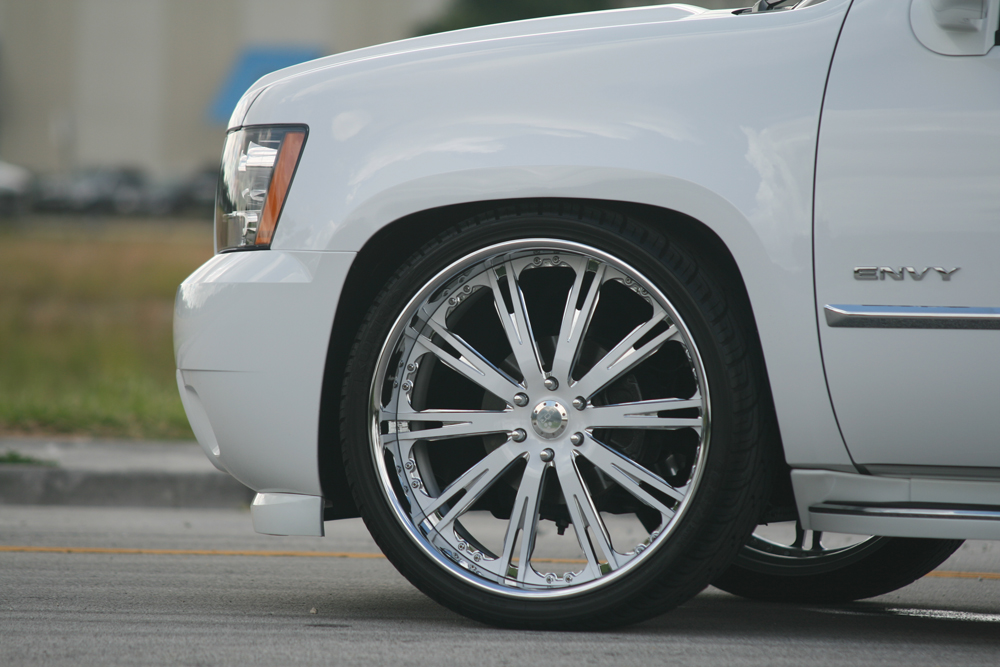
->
[317,198,785,520]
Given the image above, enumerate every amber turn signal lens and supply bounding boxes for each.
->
[255,130,306,246]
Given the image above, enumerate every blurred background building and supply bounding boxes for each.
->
[0,0,743,443]
[0,0,740,184]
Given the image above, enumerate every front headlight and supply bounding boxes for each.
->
[215,125,307,253]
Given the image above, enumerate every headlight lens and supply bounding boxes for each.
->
[215,125,307,253]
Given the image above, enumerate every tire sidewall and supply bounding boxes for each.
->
[341,210,764,627]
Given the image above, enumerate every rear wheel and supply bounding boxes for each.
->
[713,521,963,603]
[341,205,773,629]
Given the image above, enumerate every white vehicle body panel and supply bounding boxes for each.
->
[793,470,1000,538]
[251,492,326,536]
[234,2,710,118]
[815,0,1000,471]
[241,0,856,476]
[174,250,354,495]
[175,0,1000,539]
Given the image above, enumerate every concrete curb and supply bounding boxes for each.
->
[0,467,254,508]
[0,438,255,509]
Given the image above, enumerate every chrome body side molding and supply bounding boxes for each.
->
[860,464,1000,481]
[808,502,1000,539]
[824,304,1000,329]
[812,502,1000,522]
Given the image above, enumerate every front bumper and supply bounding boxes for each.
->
[174,249,355,498]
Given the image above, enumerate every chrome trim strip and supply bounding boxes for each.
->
[811,502,1000,522]
[860,464,1000,481]
[824,305,1000,330]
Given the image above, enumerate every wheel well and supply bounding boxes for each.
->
[317,197,790,521]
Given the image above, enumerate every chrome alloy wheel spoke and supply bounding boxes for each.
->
[582,396,703,432]
[571,316,681,401]
[374,242,710,596]
[498,456,548,585]
[555,452,626,576]
[406,319,523,405]
[550,255,607,384]
[573,436,684,516]
[420,444,526,527]
[380,406,515,460]
[487,258,546,389]
[791,521,825,553]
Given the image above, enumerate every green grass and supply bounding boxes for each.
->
[0,217,214,438]
[0,450,57,466]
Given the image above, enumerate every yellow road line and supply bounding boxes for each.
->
[0,546,386,558]
[0,545,590,563]
[925,570,1000,581]
[1,547,994,579]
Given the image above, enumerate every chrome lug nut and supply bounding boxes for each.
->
[404,460,415,471]
[572,396,586,411]
[410,480,421,489]
[570,432,584,446]
[511,428,527,443]
[539,448,554,462]
[513,392,529,407]
[543,377,559,391]
[401,380,413,391]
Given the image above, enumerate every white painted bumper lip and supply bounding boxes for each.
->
[173,249,356,498]
[251,492,325,537]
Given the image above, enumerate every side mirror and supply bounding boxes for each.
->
[911,0,1000,55]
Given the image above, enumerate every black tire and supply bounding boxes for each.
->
[712,525,963,603]
[340,202,774,629]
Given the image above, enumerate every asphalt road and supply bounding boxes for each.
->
[2,506,999,666]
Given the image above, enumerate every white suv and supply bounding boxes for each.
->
[175,0,1000,628]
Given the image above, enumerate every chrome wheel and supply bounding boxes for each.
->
[713,520,964,602]
[370,240,710,597]
[342,207,773,628]
[736,522,886,576]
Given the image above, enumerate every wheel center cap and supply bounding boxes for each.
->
[531,401,568,439]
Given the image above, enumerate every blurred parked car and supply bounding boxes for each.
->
[179,166,219,215]
[34,167,147,215]
[0,160,33,217]
[145,166,218,217]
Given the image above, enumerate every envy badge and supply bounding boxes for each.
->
[854,267,960,281]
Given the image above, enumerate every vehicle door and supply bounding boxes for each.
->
[814,0,1000,474]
